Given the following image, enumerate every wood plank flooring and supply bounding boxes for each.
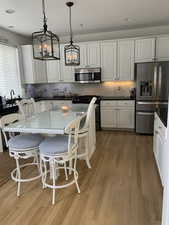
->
[0,131,163,225]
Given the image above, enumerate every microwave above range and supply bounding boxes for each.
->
[74,67,101,83]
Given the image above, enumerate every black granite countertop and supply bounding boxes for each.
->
[101,96,135,100]
[156,107,168,127]
[0,105,18,116]
[34,96,73,101]
[35,96,135,101]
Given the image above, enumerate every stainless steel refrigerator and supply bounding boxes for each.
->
[135,62,169,134]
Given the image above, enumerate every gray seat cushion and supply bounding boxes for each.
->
[8,134,44,150]
[40,135,72,156]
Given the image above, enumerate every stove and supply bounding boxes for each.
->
[72,95,101,130]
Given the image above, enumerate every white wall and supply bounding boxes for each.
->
[0,26,31,97]
[0,26,31,46]
[60,24,169,43]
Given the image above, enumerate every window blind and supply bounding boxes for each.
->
[0,44,22,98]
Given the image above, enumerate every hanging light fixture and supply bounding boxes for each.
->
[64,2,80,66]
[32,0,60,60]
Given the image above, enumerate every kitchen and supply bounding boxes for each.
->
[0,0,169,224]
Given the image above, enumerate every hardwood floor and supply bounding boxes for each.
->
[0,131,163,225]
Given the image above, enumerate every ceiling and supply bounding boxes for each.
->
[0,0,169,37]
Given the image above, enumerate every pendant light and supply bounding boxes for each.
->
[64,2,80,66]
[32,0,60,60]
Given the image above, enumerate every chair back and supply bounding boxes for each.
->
[83,97,97,130]
[0,113,19,147]
[16,98,36,119]
[65,114,86,155]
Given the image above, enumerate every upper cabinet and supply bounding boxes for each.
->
[135,38,155,62]
[87,42,100,67]
[78,43,87,67]
[46,61,61,83]
[21,45,47,84]
[156,36,169,61]
[59,44,74,82]
[117,39,135,81]
[101,41,117,81]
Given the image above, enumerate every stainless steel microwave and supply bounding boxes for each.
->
[74,67,101,83]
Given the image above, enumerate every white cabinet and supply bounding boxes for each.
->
[87,42,100,67]
[101,108,117,128]
[156,36,169,61]
[135,38,155,62]
[101,41,117,81]
[46,61,61,83]
[153,113,167,186]
[117,39,135,81]
[21,45,47,84]
[117,109,135,129]
[101,100,135,129]
[60,44,74,82]
[78,42,87,67]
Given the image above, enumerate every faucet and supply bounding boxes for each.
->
[10,89,15,101]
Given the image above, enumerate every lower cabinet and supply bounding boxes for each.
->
[117,109,135,129]
[153,113,167,186]
[101,100,135,129]
[101,108,117,128]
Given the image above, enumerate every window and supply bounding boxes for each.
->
[0,44,22,98]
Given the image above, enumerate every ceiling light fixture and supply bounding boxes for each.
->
[5,9,15,14]
[32,0,60,60]
[64,2,80,66]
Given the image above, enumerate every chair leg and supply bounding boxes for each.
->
[40,158,45,189]
[73,158,80,194]
[64,162,68,181]
[84,136,92,169]
[69,159,73,175]
[15,158,21,197]
[52,160,56,205]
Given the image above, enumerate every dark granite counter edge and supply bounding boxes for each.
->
[101,97,135,100]
[34,97,73,101]
[35,96,135,101]
[156,109,168,127]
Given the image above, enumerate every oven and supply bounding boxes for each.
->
[72,95,101,130]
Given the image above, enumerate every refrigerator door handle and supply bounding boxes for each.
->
[136,112,154,116]
[158,65,162,99]
[154,65,158,97]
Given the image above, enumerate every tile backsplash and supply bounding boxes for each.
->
[25,81,135,98]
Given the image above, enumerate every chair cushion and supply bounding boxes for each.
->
[40,135,72,156]
[8,134,44,150]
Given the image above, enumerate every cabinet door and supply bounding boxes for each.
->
[101,108,117,128]
[117,109,135,129]
[46,61,60,83]
[117,40,134,81]
[101,41,117,81]
[155,133,165,185]
[135,38,155,62]
[78,43,87,67]
[87,42,101,67]
[156,36,169,61]
[33,60,47,83]
[60,45,74,82]
[21,45,34,83]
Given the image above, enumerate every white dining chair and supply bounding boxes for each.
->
[0,113,44,196]
[16,98,37,120]
[39,115,84,205]
[76,97,97,169]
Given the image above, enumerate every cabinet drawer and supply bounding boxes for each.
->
[101,101,117,107]
[117,100,135,107]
